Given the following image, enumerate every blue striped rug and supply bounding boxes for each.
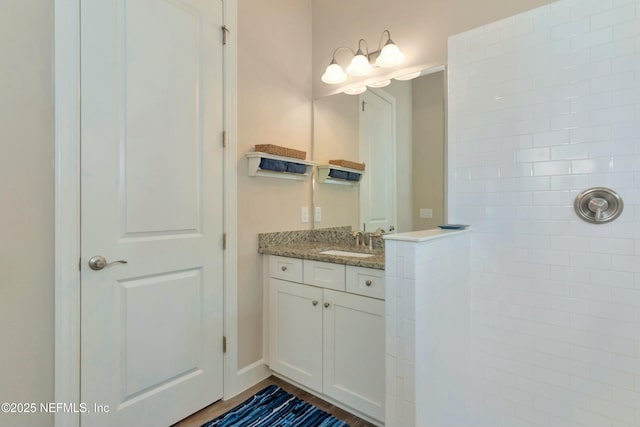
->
[201,385,350,427]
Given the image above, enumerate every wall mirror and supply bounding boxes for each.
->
[312,66,447,233]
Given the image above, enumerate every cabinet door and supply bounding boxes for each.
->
[269,278,323,392]
[323,290,385,421]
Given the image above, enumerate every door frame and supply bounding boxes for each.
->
[53,1,241,426]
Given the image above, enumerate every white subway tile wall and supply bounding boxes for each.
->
[449,0,640,426]
[384,233,471,427]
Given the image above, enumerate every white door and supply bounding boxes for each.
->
[359,90,397,232]
[80,1,224,426]
[269,279,323,392]
[322,290,385,421]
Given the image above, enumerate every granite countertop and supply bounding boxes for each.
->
[259,243,385,270]
[258,228,385,270]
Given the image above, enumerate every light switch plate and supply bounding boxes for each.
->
[314,207,322,222]
[301,207,309,223]
[420,208,433,219]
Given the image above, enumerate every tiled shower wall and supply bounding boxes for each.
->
[449,0,640,426]
[384,232,471,427]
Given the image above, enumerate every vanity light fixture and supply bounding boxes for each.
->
[321,30,406,85]
[346,40,374,76]
[321,46,353,84]
[321,58,348,84]
[375,30,406,68]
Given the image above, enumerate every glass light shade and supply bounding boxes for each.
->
[368,79,391,88]
[394,71,422,81]
[321,62,347,84]
[344,86,367,95]
[346,54,373,77]
[375,42,406,68]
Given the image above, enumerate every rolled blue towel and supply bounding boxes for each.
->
[286,162,307,174]
[259,158,287,172]
[347,172,362,181]
[328,169,349,180]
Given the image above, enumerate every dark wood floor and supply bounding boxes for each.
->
[172,376,377,427]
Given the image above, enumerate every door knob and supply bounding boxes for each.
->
[88,255,128,271]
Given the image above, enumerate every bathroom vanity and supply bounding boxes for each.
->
[259,230,385,424]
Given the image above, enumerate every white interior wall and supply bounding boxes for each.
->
[237,0,313,369]
[312,0,557,98]
[0,2,54,427]
[449,1,640,426]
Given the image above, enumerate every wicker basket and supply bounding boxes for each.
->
[329,159,366,171]
[255,144,306,160]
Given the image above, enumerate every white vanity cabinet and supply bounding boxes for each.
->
[269,278,323,390]
[322,288,385,421]
[266,255,385,423]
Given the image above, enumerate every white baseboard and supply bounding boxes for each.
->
[229,360,271,399]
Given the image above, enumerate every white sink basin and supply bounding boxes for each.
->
[319,250,374,258]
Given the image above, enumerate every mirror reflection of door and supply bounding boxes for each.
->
[359,90,396,232]
[312,68,446,233]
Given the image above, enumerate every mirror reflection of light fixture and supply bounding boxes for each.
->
[394,71,422,81]
[321,30,406,85]
[344,86,367,95]
[368,79,391,88]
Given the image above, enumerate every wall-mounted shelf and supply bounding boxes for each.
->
[317,165,365,186]
[246,152,317,181]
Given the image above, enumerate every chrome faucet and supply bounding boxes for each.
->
[363,232,373,250]
[366,228,385,251]
[352,229,383,250]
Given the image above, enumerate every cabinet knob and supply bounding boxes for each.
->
[324,302,330,308]
[312,300,318,306]
[365,280,373,287]
[281,265,288,271]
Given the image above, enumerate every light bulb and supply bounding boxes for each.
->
[375,42,406,68]
[344,86,367,95]
[346,53,373,77]
[321,62,347,84]
[368,80,391,88]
